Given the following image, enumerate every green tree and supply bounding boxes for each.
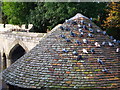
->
[75,2,107,27]
[29,2,77,33]
[29,2,107,33]
[2,2,36,27]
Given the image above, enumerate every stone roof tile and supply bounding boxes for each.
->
[2,13,120,89]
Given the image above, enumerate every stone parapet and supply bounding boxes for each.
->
[0,31,46,43]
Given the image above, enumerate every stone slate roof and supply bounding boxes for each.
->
[2,13,120,89]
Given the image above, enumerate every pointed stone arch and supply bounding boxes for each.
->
[8,40,29,54]
[8,40,28,64]
[8,44,26,64]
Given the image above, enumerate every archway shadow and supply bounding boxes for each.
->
[3,53,7,70]
[8,44,26,64]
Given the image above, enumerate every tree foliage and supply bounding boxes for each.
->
[29,2,107,33]
[2,2,36,25]
[103,2,120,39]
[29,2,77,32]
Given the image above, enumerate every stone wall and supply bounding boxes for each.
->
[0,31,46,71]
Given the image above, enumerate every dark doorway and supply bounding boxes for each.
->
[3,53,7,70]
[9,44,26,64]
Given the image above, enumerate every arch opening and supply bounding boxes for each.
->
[3,53,7,70]
[9,44,26,64]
